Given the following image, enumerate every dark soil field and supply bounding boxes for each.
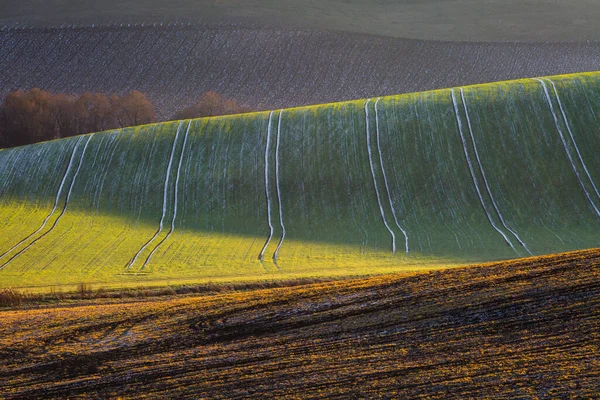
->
[1,249,598,398]
[2,0,600,42]
[3,25,600,119]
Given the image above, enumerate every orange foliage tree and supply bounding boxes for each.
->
[0,89,156,148]
[172,91,251,120]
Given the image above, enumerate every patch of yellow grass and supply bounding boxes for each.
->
[0,203,459,290]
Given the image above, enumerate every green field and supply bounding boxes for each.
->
[1,72,600,289]
[2,0,600,42]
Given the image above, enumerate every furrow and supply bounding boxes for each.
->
[258,111,276,264]
[273,110,286,267]
[459,88,532,255]
[374,98,409,254]
[365,99,396,253]
[547,78,600,202]
[0,134,93,270]
[536,78,600,218]
[140,120,193,270]
[0,137,84,265]
[125,121,184,270]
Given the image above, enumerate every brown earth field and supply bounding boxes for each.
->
[1,248,598,398]
[3,0,600,42]
[3,24,600,119]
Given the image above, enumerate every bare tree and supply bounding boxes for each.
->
[111,90,155,127]
[0,89,157,148]
[172,91,252,120]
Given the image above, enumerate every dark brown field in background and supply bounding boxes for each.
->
[2,25,600,122]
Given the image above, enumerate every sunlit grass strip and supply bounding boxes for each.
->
[0,205,458,290]
[0,135,93,270]
[0,137,83,265]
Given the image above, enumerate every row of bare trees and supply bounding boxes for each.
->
[0,90,251,148]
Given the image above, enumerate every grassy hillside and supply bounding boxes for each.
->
[2,0,600,42]
[4,26,600,120]
[1,72,600,289]
[1,248,598,398]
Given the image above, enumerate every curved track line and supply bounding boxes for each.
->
[450,89,519,255]
[374,98,409,254]
[459,88,532,255]
[125,121,184,270]
[546,79,600,202]
[365,99,396,254]
[0,134,94,270]
[536,78,600,218]
[258,111,276,263]
[273,110,286,268]
[0,137,84,263]
[140,120,193,270]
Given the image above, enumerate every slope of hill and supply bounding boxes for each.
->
[3,0,600,42]
[1,249,598,398]
[3,25,600,119]
[1,71,600,289]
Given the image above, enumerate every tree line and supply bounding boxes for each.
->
[0,89,251,148]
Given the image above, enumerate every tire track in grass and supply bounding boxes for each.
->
[0,146,26,196]
[365,99,396,253]
[17,137,98,274]
[140,120,193,271]
[374,98,409,254]
[0,134,93,270]
[390,95,430,253]
[0,137,84,265]
[536,78,600,218]
[450,89,519,255]
[459,88,532,255]
[258,111,276,269]
[125,121,184,271]
[273,110,286,268]
[546,78,600,204]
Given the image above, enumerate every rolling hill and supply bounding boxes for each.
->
[3,25,600,120]
[1,248,598,398]
[1,71,600,289]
